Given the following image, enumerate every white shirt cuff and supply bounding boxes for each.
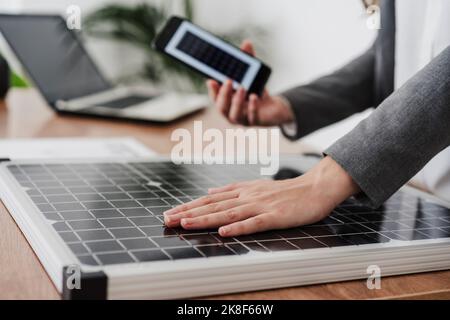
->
[278,95,298,138]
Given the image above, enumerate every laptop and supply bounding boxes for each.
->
[0,155,449,299]
[0,14,208,122]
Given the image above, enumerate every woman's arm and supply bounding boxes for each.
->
[326,46,450,207]
[280,46,376,140]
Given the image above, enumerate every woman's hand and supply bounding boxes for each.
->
[207,40,294,126]
[164,156,360,237]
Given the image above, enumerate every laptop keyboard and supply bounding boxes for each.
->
[6,161,450,266]
[96,95,155,109]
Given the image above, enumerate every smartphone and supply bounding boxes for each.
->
[154,16,271,96]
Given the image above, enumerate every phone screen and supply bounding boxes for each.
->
[164,20,262,90]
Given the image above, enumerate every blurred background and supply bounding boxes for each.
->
[0,0,377,149]
[0,0,376,93]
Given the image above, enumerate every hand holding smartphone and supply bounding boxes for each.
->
[153,16,271,96]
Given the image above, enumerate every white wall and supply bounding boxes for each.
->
[1,0,376,92]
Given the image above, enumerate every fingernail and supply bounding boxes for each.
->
[164,209,177,216]
[181,219,191,227]
[220,226,230,236]
[167,213,182,222]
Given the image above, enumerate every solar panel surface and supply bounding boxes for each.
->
[7,161,450,266]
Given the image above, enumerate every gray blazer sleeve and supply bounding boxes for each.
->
[279,47,376,140]
[325,46,450,207]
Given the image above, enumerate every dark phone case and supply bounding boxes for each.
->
[153,16,271,96]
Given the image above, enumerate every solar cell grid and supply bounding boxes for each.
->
[176,31,250,82]
[6,161,450,266]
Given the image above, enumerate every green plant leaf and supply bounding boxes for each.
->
[184,0,194,20]
[10,72,28,88]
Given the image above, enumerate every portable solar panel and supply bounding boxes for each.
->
[0,156,449,299]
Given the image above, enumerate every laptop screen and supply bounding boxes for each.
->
[0,14,111,104]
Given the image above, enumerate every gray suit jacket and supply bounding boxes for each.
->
[280,0,450,207]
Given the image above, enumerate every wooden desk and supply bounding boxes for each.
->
[1,89,450,300]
